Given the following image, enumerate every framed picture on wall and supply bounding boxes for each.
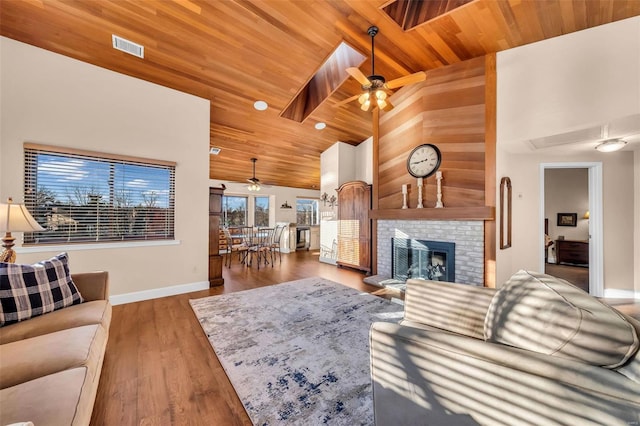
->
[557,213,577,227]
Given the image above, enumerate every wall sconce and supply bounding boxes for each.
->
[321,192,338,208]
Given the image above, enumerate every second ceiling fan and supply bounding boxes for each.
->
[337,26,426,112]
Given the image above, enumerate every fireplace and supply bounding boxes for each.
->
[392,238,455,282]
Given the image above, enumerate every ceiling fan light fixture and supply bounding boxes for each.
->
[595,139,627,152]
[375,89,387,100]
[246,157,262,191]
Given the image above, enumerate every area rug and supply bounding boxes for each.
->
[189,277,404,426]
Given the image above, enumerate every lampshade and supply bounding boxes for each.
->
[595,139,627,152]
[0,199,45,232]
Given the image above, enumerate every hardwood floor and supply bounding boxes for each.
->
[545,263,589,292]
[91,250,640,425]
[91,250,383,426]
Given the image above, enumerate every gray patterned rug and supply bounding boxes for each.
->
[189,277,404,426]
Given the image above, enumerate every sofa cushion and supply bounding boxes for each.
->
[0,368,96,426]
[0,253,83,326]
[0,300,111,344]
[484,270,639,368]
[0,324,107,389]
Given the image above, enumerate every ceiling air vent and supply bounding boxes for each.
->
[112,35,144,58]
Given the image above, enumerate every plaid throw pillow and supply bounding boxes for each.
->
[0,253,84,326]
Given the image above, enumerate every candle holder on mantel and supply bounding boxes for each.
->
[401,184,408,209]
[435,171,444,208]
[416,178,424,208]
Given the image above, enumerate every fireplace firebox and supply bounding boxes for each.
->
[392,238,455,282]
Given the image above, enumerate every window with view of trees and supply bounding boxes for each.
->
[254,196,269,227]
[222,196,248,226]
[23,145,175,245]
[296,198,319,226]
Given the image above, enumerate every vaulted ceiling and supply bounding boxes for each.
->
[1,0,639,189]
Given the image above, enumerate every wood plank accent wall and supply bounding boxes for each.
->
[373,55,496,286]
[378,55,488,211]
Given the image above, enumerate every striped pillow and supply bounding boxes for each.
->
[0,253,84,326]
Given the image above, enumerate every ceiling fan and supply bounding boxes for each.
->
[336,26,426,112]
[247,157,262,191]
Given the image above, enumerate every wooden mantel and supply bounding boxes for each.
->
[370,206,494,221]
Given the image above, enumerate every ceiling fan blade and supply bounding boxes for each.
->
[333,94,361,108]
[385,71,426,89]
[346,67,372,86]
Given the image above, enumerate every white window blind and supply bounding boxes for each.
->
[23,144,175,245]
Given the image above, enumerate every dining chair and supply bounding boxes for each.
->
[223,227,249,268]
[249,227,274,269]
[269,224,286,264]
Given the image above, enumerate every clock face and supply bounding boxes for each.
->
[407,144,442,178]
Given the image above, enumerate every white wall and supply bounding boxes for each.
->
[319,140,373,264]
[499,16,640,144]
[0,38,210,298]
[636,150,640,293]
[496,17,640,293]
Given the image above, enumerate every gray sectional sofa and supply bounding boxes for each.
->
[370,270,640,425]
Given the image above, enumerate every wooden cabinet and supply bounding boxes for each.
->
[555,239,589,266]
[209,186,225,287]
[337,181,372,274]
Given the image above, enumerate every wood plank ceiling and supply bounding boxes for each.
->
[1,0,639,190]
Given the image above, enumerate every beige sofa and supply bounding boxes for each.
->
[0,272,112,426]
[370,270,640,425]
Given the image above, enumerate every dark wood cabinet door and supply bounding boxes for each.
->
[336,181,372,273]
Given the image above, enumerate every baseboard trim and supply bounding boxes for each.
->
[110,280,210,305]
[603,289,640,300]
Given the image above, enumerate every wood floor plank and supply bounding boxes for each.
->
[90,250,639,425]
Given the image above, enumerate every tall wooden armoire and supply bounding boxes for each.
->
[208,185,225,287]
[336,180,372,274]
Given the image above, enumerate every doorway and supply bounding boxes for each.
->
[539,163,604,296]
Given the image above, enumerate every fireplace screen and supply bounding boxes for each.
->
[392,238,455,282]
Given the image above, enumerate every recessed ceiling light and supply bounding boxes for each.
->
[315,122,326,130]
[595,139,627,152]
[254,100,268,111]
[209,147,221,155]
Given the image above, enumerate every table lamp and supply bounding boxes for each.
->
[0,197,45,263]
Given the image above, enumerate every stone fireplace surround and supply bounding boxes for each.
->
[376,220,485,286]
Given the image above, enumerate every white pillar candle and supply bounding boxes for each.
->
[436,171,442,179]
[417,177,423,186]
[402,184,408,194]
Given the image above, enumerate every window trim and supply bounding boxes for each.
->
[23,142,176,245]
[24,142,176,168]
[296,197,320,226]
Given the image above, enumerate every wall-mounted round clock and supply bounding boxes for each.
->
[407,143,442,178]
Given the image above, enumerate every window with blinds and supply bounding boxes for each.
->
[23,144,175,245]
